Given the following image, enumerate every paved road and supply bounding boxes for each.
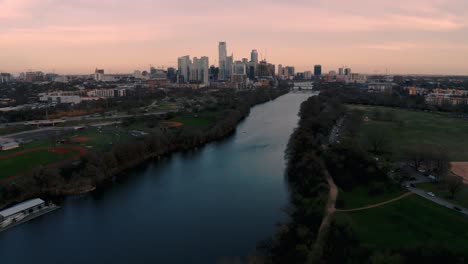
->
[0,111,171,128]
[0,127,74,143]
[329,117,345,145]
[403,166,468,217]
[406,185,468,216]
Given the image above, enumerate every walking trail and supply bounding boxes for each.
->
[336,192,413,212]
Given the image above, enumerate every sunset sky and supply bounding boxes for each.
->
[1,0,468,75]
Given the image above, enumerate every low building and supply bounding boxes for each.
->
[0,141,19,151]
[368,82,394,93]
[293,81,314,90]
[0,198,45,223]
[39,95,82,104]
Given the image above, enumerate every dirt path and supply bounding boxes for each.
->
[318,171,338,233]
[336,192,413,213]
[310,170,338,259]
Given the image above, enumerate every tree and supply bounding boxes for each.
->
[446,175,463,199]
[366,127,391,155]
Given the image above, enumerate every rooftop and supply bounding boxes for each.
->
[0,198,45,218]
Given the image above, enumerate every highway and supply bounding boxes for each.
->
[0,110,171,128]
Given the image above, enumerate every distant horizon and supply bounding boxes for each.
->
[1,0,468,75]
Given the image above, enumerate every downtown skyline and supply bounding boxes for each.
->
[1,0,468,75]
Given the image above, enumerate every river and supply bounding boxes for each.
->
[0,93,310,263]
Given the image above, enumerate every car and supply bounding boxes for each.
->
[410,183,416,188]
[454,206,462,212]
[427,192,435,197]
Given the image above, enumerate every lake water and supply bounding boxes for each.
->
[0,93,310,263]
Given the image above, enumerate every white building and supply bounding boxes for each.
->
[0,141,19,151]
[0,199,45,227]
[39,95,82,104]
[190,57,210,84]
[53,76,69,83]
[178,55,191,83]
[87,88,127,98]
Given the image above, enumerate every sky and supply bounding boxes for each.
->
[1,0,468,75]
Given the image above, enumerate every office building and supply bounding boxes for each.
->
[251,50,259,64]
[178,55,191,83]
[314,65,322,76]
[219,42,227,80]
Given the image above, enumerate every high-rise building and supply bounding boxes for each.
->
[226,55,233,80]
[177,55,191,83]
[278,64,283,78]
[304,71,313,80]
[94,69,105,81]
[231,61,247,85]
[251,50,259,64]
[209,66,219,82]
[219,42,227,80]
[345,68,352,76]
[167,67,177,83]
[180,56,209,84]
[314,65,322,76]
[199,56,210,84]
[0,73,12,83]
[338,68,344,76]
[232,61,246,75]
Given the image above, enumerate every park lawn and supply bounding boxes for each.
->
[417,182,468,208]
[170,111,220,130]
[341,195,468,252]
[68,129,132,150]
[156,103,178,111]
[350,105,468,161]
[337,185,406,209]
[0,149,80,179]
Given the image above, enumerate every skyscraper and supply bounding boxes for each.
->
[219,42,227,80]
[345,68,352,76]
[338,67,344,76]
[278,64,283,78]
[178,55,191,83]
[314,65,322,76]
[251,50,259,64]
[226,55,233,80]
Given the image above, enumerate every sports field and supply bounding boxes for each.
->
[0,146,88,181]
[350,105,468,161]
[341,195,468,251]
[169,111,219,130]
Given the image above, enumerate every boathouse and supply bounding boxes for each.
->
[0,198,45,223]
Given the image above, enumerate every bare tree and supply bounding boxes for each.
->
[447,175,463,199]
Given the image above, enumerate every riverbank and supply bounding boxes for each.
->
[0,87,289,209]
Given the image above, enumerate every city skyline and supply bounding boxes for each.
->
[1,0,468,75]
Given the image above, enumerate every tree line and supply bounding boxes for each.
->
[264,93,345,263]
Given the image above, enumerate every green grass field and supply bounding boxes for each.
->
[418,182,468,208]
[337,186,406,209]
[170,111,220,130]
[0,149,80,179]
[341,195,468,251]
[350,105,468,161]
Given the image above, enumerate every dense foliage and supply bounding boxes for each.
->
[266,93,345,263]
